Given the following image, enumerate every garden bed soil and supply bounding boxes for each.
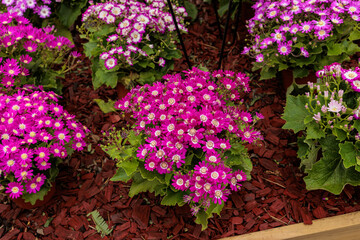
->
[1,2,360,240]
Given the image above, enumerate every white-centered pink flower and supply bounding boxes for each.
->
[327,99,343,113]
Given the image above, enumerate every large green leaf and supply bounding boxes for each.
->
[282,95,310,133]
[93,68,118,89]
[111,168,132,182]
[339,142,357,169]
[93,99,116,113]
[58,0,88,28]
[349,29,360,41]
[161,188,185,206]
[327,42,344,56]
[184,1,198,21]
[306,122,326,140]
[298,137,320,172]
[119,159,139,176]
[83,41,99,58]
[22,185,51,205]
[304,136,360,194]
[128,172,164,197]
[293,68,309,78]
[194,211,208,230]
[259,67,276,80]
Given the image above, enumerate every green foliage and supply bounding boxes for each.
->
[87,210,113,237]
[93,99,116,113]
[22,185,52,205]
[184,1,198,21]
[102,126,253,230]
[57,0,89,28]
[282,95,310,133]
[304,137,360,194]
[246,7,360,80]
[79,1,185,90]
[283,70,360,194]
[195,202,224,230]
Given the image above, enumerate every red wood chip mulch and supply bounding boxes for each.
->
[1,2,360,240]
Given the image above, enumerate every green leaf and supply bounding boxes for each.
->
[304,136,360,194]
[327,42,344,56]
[293,68,309,78]
[259,68,276,80]
[194,210,208,231]
[349,29,360,41]
[306,122,326,139]
[93,68,118,89]
[333,128,347,141]
[129,173,164,197]
[345,41,360,55]
[58,0,88,28]
[119,159,139,176]
[282,95,310,133]
[353,120,360,132]
[87,210,113,237]
[298,137,320,172]
[22,185,51,205]
[93,99,116,113]
[161,189,185,206]
[142,45,154,55]
[206,202,224,216]
[339,142,357,169]
[111,168,132,182]
[184,153,194,166]
[127,131,143,146]
[138,71,156,85]
[184,1,198,21]
[83,41,99,58]
[138,164,165,183]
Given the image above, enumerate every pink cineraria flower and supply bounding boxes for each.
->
[327,99,343,113]
[6,182,23,198]
[104,57,117,70]
[278,41,292,55]
[112,67,262,215]
[26,180,41,194]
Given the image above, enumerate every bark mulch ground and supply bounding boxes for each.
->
[1,2,360,240]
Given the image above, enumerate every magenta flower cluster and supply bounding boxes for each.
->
[0,12,75,88]
[0,86,88,199]
[82,0,187,69]
[115,67,263,212]
[1,0,57,18]
[244,0,360,61]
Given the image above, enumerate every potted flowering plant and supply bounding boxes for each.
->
[282,62,360,194]
[101,67,263,229]
[79,0,187,91]
[0,11,78,93]
[0,85,88,206]
[243,0,360,82]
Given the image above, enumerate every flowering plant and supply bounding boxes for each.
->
[243,0,360,80]
[80,0,187,90]
[101,67,263,229]
[283,62,360,194]
[0,12,78,92]
[0,85,88,204]
[1,0,55,18]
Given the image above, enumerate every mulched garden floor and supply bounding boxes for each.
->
[1,2,360,240]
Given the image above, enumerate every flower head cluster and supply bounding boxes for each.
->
[0,85,88,199]
[244,0,360,78]
[1,0,57,18]
[114,67,262,212]
[81,0,187,69]
[304,63,360,137]
[0,12,77,89]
